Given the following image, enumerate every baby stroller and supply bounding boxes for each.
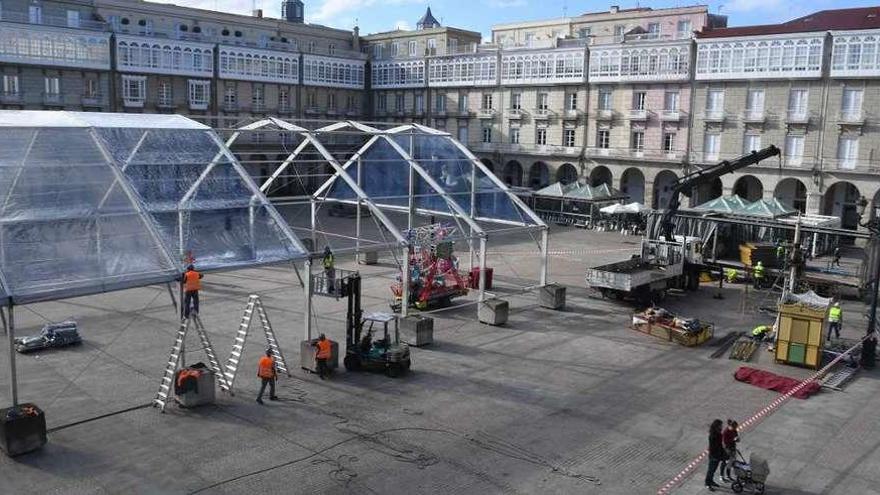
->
[731,450,769,494]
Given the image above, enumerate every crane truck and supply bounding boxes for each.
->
[586,145,782,303]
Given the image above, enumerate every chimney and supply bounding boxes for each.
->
[253,8,263,17]
[610,5,619,13]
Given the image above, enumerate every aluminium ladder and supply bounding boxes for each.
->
[153,315,231,412]
[222,295,291,394]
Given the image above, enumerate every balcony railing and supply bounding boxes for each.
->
[628,109,649,120]
[596,109,614,120]
[252,102,267,113]
[277,105,293,114]
[825,158,878,172]
[702,110,725,122]
[0,11,107,31]
[562,109,582,120]
[470,142,582,156]
[477,108,497,119]
[0,92,24,104]
[81,94,104,107]
[786,109,810,124]
[585,147,684,161]
[305,107,321,115]
[123,97,145,108]
[507,108,525,119]
[838,110,864,125]
[659,110,683,121]
[189,101,209,111]
[532,108,554,120]
[222,102,238,112]
[42,93,63,106]
[157,99,175,109]
[741,109,765,123]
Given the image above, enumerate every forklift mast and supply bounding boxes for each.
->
[344,274,363,348]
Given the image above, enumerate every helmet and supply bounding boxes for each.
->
[756,261,763,266]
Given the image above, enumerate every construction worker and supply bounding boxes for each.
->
[832,246,842,267]
[827,302,843,341]
[256,348,278,404]
[182,265,203,317]
[753,261,765,289]
[776,243,785,261]
[724,268,738,284]
[752,324,772,342]
[322,246,335,294]
[313,333,332,380]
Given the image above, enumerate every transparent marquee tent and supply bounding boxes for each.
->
[0,111,308,306]
[224,118,550,317]
[226,118,546,251]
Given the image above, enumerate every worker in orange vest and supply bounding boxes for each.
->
[182,264,203,317]
[313,333,332,380]
[256,348,278,404]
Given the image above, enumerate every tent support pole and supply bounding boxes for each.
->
[7,305,17,406]
[478,237,488,303]
[310,198,317,251]
[304,259,312,341]
[0,306,6,336]
[401,245,410,318]
[540,228,549,286]
[356,157,362,263]
[166,283,179,314]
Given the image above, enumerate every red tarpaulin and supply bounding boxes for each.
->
[734,366,822,399]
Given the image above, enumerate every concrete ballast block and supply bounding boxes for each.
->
[400,315,434,346]
[360,250,379,265]
[538,283,566,310]
[478,299,509,326]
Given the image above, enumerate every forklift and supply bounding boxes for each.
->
[341,273,412,377]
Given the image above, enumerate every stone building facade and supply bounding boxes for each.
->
[3,1,880,226]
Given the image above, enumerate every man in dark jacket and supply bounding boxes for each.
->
[705,419,725,491]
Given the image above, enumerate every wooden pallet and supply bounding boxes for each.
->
[729,337,759,362]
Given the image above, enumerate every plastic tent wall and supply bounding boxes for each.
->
[0,111,307,305]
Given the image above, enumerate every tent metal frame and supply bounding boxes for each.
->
[228,119,551,334]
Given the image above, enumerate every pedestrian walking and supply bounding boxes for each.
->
[256,349,278,404]
[833,246,842,267]
[827,302,843,341]
[720,420,740,481]
[182,264,203,317]
[313,333,332,379]
[705,419,725,491]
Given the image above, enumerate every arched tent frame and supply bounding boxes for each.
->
[227,118,551,324]
[0,110,311,408]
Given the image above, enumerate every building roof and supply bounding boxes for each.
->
[698,7,880,38]
[417,7,441,30]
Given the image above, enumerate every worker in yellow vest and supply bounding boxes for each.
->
[827,302,843,341]
[753,261,765,289]
[725,268,738,284]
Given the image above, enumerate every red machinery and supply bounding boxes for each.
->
[391,224,469,310]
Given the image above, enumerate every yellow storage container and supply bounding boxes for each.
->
[776,340,789,362]
[805,345,820,368]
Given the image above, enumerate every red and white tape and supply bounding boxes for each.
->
[657,333,874,495]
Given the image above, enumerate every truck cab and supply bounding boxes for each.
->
[673,235,704,266]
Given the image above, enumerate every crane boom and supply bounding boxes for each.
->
[660,145,781,241]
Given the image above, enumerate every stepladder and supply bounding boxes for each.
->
[222,295,291,394]
[153,315,231,412]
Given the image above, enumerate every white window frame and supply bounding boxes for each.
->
[44,76,60,95]
[2,74,20,94]
[842,88,863,119]
[663,132,676,152]
[597,129,610,149]
[121,75,146,107]
[664,91,679,111]
[563,128,576,148]
[67,10,80,28]
[784,135,804,166]
[838,136,859,168]
[511,93,522,110]
[743,133,761,154]
[598,89,612,110]
[457,125,468,143]
[537,92,549,111]
[566,93,578,111]
[704,133,721,161]
[482,93,493,110]
[157,81,172,106]
[536,127,547,146]
[509,126,520,144]
[632,130,645,152]
[633,91,646,111]
[677,20,692,39]
[435,93,445,111]
[415,94,424,113]
[409,40,417,57]
[482,126,492,143]
[188,79,210,110]
[29,5,41,24]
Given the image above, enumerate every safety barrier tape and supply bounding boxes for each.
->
[656,332,875,495]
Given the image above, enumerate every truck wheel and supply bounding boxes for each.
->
[386,363,402,378]
[731,481,743,493]
[344,355,361,371]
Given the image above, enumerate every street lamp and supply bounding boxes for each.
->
[856,196,878,368]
